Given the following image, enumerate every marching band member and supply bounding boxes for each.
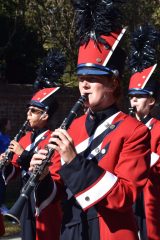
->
[0,49,66,240]
[0,87,62,240]
[128,25,160,240]
[30,1,151,239]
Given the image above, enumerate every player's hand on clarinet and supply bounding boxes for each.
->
[48,128,77,164]
[8,140,24,156]
[29,149,49,180]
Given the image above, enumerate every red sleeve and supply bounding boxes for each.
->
[104,124,150,211]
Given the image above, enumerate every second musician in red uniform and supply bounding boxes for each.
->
[128,25,160,240]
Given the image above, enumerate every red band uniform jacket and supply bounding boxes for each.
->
[143,117,160,240]
[3,129,62,240]
[35,106,151,240]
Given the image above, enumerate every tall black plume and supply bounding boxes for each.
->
[129,24,159,73]
[72,0,126,47]
[34,49,66,91]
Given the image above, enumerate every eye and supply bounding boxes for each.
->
[27,108,43,114]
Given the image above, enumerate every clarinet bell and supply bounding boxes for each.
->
[3,212,20,225]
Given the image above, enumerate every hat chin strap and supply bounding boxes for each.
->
[112,70,119,78]
[39,107,49,120]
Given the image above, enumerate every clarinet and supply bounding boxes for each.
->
[4,95,87,224]
[0,120,29,170]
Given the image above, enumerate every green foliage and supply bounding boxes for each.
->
[23,0,77,83]
[3,219,21,238]
[0,0,159,86]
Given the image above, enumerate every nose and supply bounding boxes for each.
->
[130,96,137,101]
[132,96,138,101]
[81,79,90,89]
[27,109,31,116]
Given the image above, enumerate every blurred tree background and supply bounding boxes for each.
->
[0,0,159,87]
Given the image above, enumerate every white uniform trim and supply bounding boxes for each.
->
[150,152,160,167]
[87,142,102,160]
[145,118,153,129]
[141,64,157,89]
[26,130,48,151]
[61,111,120,165]
[77,112,120,154]
[103,28,127,66]
[39,87,60,102]
[75,171,118,210]
[35,181,57,216]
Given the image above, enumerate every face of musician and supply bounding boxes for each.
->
[78,75,119,112]
[27,106,49,129]
[129,94,155,119]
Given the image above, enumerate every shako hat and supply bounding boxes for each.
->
[29,49,66,115]
[72,0,127,77]
[128,25,159,96]
[30,87,60,111]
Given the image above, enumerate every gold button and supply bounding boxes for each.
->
[96,58,102,63]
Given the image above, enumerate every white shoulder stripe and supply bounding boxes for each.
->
[76,112,120,154]
[75,171,118,210]
[145,118,153,129]
[26,130,48,151]
[150,152,159,167]
[61,112,120,165]
[87,142,102,160]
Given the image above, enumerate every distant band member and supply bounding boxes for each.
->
[128,25,160,240]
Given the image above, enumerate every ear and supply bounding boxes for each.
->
[149,97,155,107]
[109,78,119,92]
[39,113,49,121]
[113,78,119,88]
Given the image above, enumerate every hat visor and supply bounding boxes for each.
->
[77,68,112,76]
[28,100,46,110]
[128,89,152,96]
